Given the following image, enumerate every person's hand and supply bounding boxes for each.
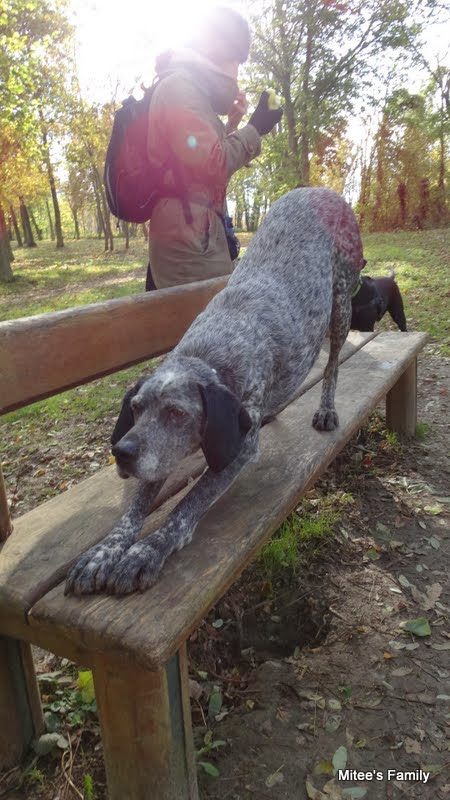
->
[248,90,283,135]
[226,91,248,134]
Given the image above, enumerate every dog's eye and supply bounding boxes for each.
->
[166,405,188,423]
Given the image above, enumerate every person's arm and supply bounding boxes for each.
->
[148,74,261,186]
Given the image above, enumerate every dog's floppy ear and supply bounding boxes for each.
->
[111,377,147,446]
[198,383,252,473]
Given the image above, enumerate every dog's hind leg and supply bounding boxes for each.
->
[313,262,354,432]
[388,285,407,331]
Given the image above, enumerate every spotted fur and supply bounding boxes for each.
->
[65,187,363,596]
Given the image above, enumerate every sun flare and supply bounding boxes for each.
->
[72,0,238,101]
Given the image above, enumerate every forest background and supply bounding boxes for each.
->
[0,0,449,282]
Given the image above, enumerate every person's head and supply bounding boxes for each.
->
[186,5,250,79]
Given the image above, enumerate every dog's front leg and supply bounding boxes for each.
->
[65,479,164,595]
[106,432,259,595]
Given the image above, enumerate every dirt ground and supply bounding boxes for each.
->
[195,345,450,800]
[0,345,449,800]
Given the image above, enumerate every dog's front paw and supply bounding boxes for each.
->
[65,539,129,596]
[312,407,339,432]
[105,538,166,595]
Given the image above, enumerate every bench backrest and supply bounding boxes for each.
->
[0,277,227,540]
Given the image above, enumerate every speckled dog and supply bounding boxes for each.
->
[65,187,364,596]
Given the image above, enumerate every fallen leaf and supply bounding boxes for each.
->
[266,768,284,787]
[189,679,203,701]
[306,779,327,799]
[428,535,441,549]
[391,667,413,677]
[389,641,407,650]
[313,760,335,777]
[332,745,348,774]
[406,692,435,705]
[431,642,450,651]
[400,617,431,637]
[398,574,412,588]
[323,779,344,798]
[424,504,444,515]
[325,715,342,734]
[342,790,367,798]
[328,699,342,712]
[32,733,68,756]
[404,736,422,754]
[208,688,222,718]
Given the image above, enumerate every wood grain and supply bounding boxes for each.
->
[23,332,427,670]
[93,643,198,800]
[386,357,417,436]
[0,465,12,542]
[0,638,44,768]
[0,332,374,644]
[0,277,227,414]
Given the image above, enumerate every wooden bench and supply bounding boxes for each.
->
[0,277,427,799]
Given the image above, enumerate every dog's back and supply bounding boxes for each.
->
[175,188,363,415]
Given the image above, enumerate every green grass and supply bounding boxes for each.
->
[3,363,149,427]
[0,236,148,320]
[261,505,341,576]
[0,228,448,439]
[361,228,449,354]
[415,420,430,440]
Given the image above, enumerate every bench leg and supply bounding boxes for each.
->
[93,643,198,800]
[0,637,45,768]
[386,358,417,437]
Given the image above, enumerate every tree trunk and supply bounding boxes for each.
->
[122,221,130,249]
[70,206,81,239]
[0,206,14,282]
[373,111,389,231]
[436,102,446,221]
[46,200,55,241]
[92,165,113,251]
[141,223,149,239]
[397,182,407,228]
[41,122,64,248]
[48,161,64,248]
[419,178,430,226]
[9,206,23,247]
[20,199,37,247]
[298,24,313,186]
[29,208,43,240]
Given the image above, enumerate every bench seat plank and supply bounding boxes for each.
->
[21,331,426,669]
[0,332,375,644]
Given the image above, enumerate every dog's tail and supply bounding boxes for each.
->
[388,267,396,279]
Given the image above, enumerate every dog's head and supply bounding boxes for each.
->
[110,361,252,481]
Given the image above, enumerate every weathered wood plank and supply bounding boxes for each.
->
[0,638,44,768]
[0,465,12,542]
[386,357,417,436]
[92,642,198,800]
[0,452,207,638]
[25,332,427,670]
[0,332,374,643]
[0,277,227,415]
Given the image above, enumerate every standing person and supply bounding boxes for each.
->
[146,4,282,289]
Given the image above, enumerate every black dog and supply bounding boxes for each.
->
[351,270,407,332]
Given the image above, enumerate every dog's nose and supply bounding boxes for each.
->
[111,438,139,462]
